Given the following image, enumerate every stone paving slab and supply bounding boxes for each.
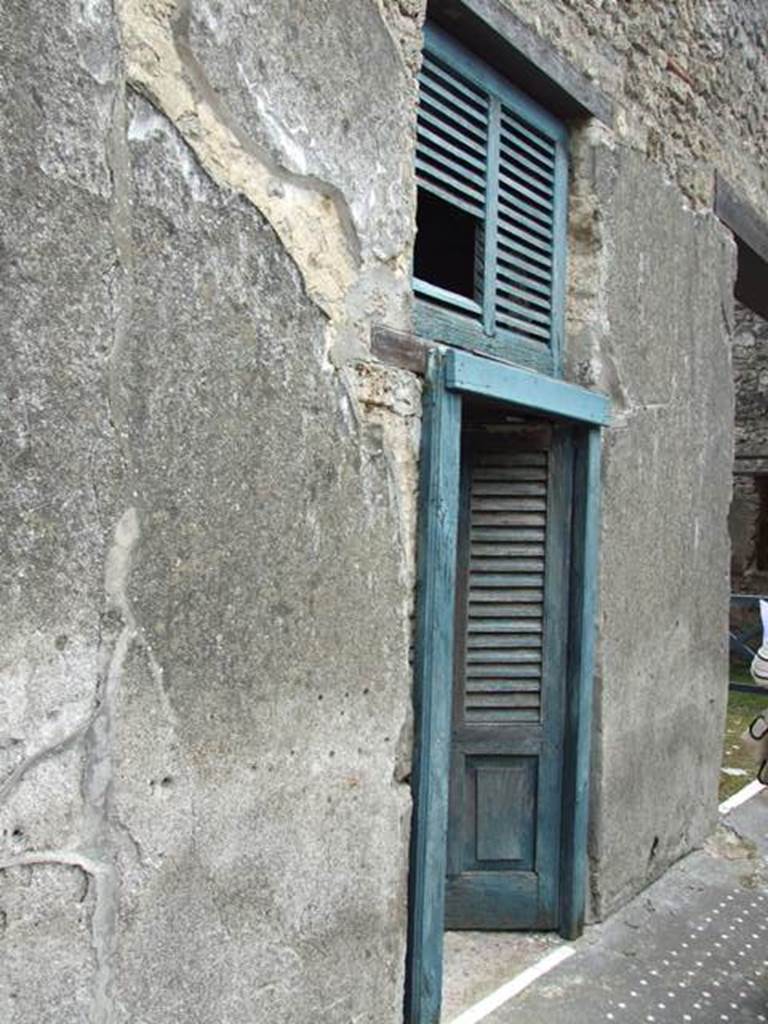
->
[442,930,562,1021]
[483,793,768,1024]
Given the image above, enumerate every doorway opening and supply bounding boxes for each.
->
[405,348,608,1024]
[441,399,573,1018]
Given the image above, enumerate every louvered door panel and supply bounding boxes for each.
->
[465,451,547,722]
[446,425,572,931]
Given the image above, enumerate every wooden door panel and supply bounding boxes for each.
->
[445,423,572,931]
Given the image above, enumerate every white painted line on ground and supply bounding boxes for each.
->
[447,944,576,1024]
[719,779,765,816]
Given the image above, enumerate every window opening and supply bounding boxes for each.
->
[413,24,568,375]
[414,188,483,303]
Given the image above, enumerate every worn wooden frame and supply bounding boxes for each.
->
[405,349,608,1024]
[414,23,570,377]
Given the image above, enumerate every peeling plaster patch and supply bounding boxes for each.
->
[566,122,628,412]
[117,0,359,321]
[344,363,422,592]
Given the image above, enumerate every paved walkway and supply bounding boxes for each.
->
[462,790,768,1024]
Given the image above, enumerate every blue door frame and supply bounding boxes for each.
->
[405,348,609,1024]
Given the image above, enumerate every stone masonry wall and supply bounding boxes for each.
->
[730,301,768,590]
[733,302,768,459]
[505,0,768,216]
[567,140,734,917]
[0,0,759,1020]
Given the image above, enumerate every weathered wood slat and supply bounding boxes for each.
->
[467,658,542,673]
[499,143,556,193]
[467,692,541,708]
[474,465,548,480]
[416,157,486,206]
[467,634,543,648]
[467,652,542,666]
[496,261,552,299]
[461,446,550,727]
[466,708,540,723]
[498,151,555,201]
[500,113,555,164]
[471,558,545,572]
[421,52,489,114]
[471,512,547,527]
[467,612,543,625]
[497,231,553,274]
[471,497,547,512]
[468,593,548,606]
[417,121,488,173]
[472,481,547,496]
[470,573,544,588]
[419,74,489,133]
[470,541,546,556]
[476,451,547,466]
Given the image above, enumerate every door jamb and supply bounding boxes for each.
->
[404,349,609,1024]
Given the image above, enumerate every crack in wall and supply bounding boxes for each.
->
[0,717,93,808]
[80,506,140,1024]
[117,0,360,324]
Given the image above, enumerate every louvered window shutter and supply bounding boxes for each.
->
[464,448,547,722]
[414,24,568,376]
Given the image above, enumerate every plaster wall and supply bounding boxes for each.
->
[1,1,423,1021]
[567,140,734,916]
[0,0,752,1020]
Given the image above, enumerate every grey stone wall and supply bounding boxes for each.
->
[567,139,735,917]
[733,302,768,459]
[730,302,768,591]
[1,1,422,1021]
[505,0,768,215]
[0,0,753,1020]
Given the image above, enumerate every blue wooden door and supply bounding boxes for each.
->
[445,419,572,929]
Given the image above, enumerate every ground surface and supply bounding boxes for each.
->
[443,790,768,1024]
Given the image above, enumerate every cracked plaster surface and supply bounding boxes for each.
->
[117,0,419,361]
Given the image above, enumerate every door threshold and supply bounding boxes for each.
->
[441,930,567,1022]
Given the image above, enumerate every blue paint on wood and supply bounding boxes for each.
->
[414,22,569,375]
[405,351,462,1024]
[560,426,603,939]
[444,425,572,931]
[413,303,556,376]
[424,24,568,144]
[444,348,611,426]
[482,95,502,336]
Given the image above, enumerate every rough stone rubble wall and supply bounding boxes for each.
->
[730,302,768,589]
[0,1,424,1021]
[505,0,768,214]
[733,303,768,459]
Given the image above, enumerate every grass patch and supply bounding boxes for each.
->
[720,680,768,801]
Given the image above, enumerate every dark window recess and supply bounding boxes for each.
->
[757,475,768,572]
[414,188,482,302]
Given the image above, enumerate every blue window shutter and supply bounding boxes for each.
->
[414,24,569,376]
